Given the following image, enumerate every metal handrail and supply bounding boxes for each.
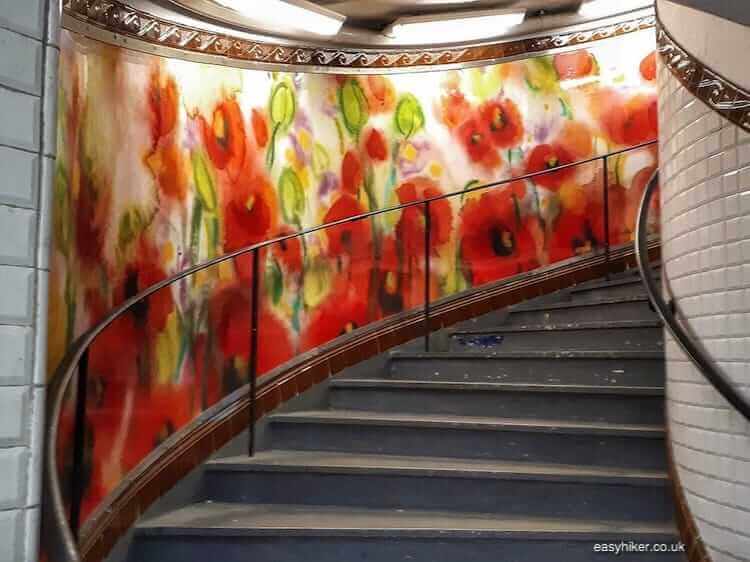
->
[635,171,750,422]
[43,140,657,562]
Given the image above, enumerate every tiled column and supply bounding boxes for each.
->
[0,1,59,561]
[658,1,750,561]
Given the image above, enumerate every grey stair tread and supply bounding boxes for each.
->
[391,350,664,360]
[207,451,668,484]
[270,410,665,437]
[131,268,679,561]
[570,277,651,292]
[511,295,651,312]
[138,503,678,539]
[330,378,664,395]
[568,271,659,293]
[452,320,662,335]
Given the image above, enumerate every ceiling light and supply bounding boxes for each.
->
[384,9,526,44]
[578,0,616,18]
[213,0,346,36]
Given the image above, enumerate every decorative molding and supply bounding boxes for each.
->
[657,21,750,133]
[72,243,660,562]
[62,0,655,73]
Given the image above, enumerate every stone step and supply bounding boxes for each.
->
[506,296,657,325]
[449,321,663,352]
[132,503,683,562]
[328,378,665,424]
[388,350,665,386]
[568,277,656,302]
[267,410,667,470]
[204,451,672,521]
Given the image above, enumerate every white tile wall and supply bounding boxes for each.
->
[0,28,43,95]
[0,0,45,40]
[0,1,59,561]
[0,147,39,208]
[0,88,41,152]
[659,55,750,560]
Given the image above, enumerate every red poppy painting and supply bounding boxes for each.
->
[526,144,576,190]
[51,27,659,524]
[210,285,295,373]
[200,97,247,180]
[300,279,370,352]
[553,50,597,80]
[395,177,453,259]
[323,192,372,259]
[460,188,539,286]
[458,117,499,166]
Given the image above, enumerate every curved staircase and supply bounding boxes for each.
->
[128,268,684,562]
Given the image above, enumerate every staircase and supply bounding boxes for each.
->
[129,269,684,562]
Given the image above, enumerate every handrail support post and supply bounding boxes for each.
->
[69,348,90,539]
[602,154,612,278]
[423,201,431,352]
[248,248,261,457]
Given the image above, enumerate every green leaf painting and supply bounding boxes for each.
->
[267,79,297,167]
[279,167,305,225]
[394,94,425,139]
[269,80,296,131]
[266,257,284,304]
[525,56,559,94]
[339,79,369,139]
[117,207,148,251]
[192,151,217,212]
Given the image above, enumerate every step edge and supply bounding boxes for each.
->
[569,277,655,293]
[451,320,663,336]
[509,295,651,312]
[268,411,666,437]
[205,460,669,485]
[328,379,665,395]
[136,505,679,540]
[135,526,681,540]
[389,350,665,360]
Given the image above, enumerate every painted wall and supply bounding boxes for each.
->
[50,28,658,522]
[659,2,750,560]
[0,0,60,560]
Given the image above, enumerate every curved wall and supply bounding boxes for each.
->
[661,1,750,29]
[49,23,659,524]
[658,1,750,560]
[658,0,750,91]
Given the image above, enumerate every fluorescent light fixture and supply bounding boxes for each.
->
[578,0,617,18]
[385,9,526,43]
[213,0,345,36]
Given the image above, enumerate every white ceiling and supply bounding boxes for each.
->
[311,0,584,30]
[164,0,654,47]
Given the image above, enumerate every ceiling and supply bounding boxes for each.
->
[163,0,653,48]
[313,0,584,30]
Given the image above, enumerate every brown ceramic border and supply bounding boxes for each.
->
[76,243,660,562]
[657,19,750,133]
[665,427,712,562]
[62,0,655,73]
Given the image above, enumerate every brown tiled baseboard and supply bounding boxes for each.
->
[666,427,711,562]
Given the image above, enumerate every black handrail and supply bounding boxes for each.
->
[635,171,750,421]
[43,140,657,562]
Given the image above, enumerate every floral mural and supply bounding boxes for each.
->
[50,29,659,520]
